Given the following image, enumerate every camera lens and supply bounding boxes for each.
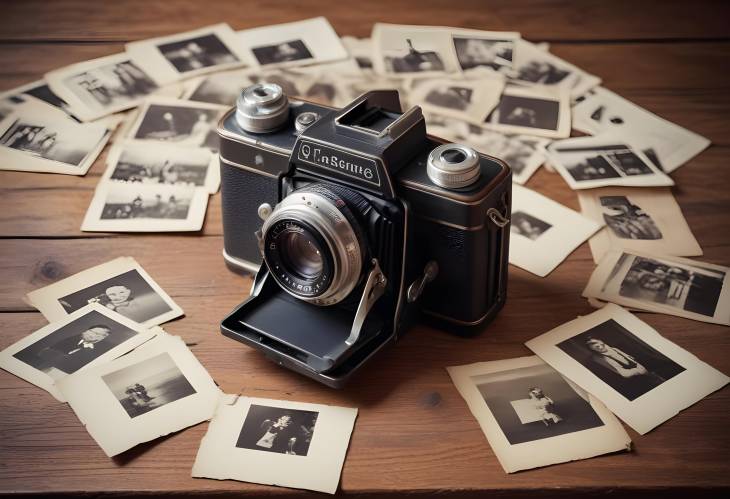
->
[280,230,324,278]
[262,184,368,305]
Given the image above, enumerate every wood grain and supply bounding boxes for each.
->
[0,0,729,496]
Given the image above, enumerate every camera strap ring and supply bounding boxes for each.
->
[487,207,510,228]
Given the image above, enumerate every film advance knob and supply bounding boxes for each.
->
[235,83,290,133]
[426,143,481,189]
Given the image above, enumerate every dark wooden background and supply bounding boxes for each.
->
[0,1,729,497]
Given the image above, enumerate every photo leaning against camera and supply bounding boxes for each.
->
[217,82,512,387]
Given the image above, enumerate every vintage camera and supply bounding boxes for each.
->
[218,83,511,388]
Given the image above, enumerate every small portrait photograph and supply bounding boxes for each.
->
[236,404,319,456]
[548,135,674,189]
[510,211,552,241]
[509,185,602,277]
[485,85,570,139]
[571,87,710,174]
[578,187,702,263]
[373,24,460,76]
[0,103,109,175]
[82,181,209,233]
[526,304,730,434]
[410,76,504,125]
[557,319,685,401]
[599,195,662,240]
[251,39,314,66]
[185,68,253,106]
[25,256,183,327]
[103,351,197,418]
[58,268,174,324]
[0,304,155,401]
[192,396,358,494]
[618,255,725,318]
[56,333,220,457]
[157,33,239,74]
[238,17,349,70]
[447,356,631,473]
[584,251,730,325]
[128,98,224,150]
[104,142,217,193]
[453,37,514,71]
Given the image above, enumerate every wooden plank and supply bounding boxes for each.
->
[0,0,728,42]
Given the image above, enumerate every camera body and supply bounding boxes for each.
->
[219,84,511,388]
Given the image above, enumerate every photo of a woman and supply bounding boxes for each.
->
[528,387,562,426]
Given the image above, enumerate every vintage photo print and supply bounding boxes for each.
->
[572,87,710,173]
[57,333,220,456]
[341,36,374,71]
[408,75,504,124]
[46,53,162,121]
[0,79,74,117]
[238,17,348,70]
[372,23,460,77]
[484,84,570,138]
[526,304,729,434]
[126,24,250,84]
[81,181,209,233]
[583,251,730,325]
[26,256,183,327]
[0,303,156,401]
[548,134,674,189]
[447,356,630,473]
[183,68,254,106]
[103,141,219,193]
[509,185,602,277]
[451,29,520,73]
[192,395,357,494]
[126,97,226,151]
[0,100,111,175]
[510,40,601,99]
[578,187,702,263]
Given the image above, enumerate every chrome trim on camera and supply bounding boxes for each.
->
[262,192,363,306]
[222,249,261,274]
[219,156,279,179]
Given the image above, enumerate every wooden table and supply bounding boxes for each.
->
[1,1,728,497]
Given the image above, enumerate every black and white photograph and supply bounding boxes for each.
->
[509,185,602,277]
[557,318,685,401]
[0,304,155,401]
[56,333,220,456]
[578,187,702,263]
[103,351,196,418]
[104,142,218,193]
[409,75,504,124]
[0,100,110,175]
[236,404,318,456]
[0,79,73,116]
[25,256,183,327]
[584,251,730,325]
[237,17,349,70]
[341,36,374,71]
[510,39,600,99]
[126,24,249,83]
[511,211,552,241]
[192,395,358,494]
[453,37,515,72]
[572,87,710,173]
[447,356,631,473]
[485,84,570,138]
[548,135,674,189]
[526,304,729,434]
[372,23,460,76]
[81,181,209,232]
[46,53,161,121]
[127,98,225,151]
[251,39,314,66]
[183,68,252,106]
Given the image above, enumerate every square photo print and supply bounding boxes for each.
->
[0,303,156,401]
[447,356,631,473]
[193,395,357,494]
[25,256,183,326]
[526,304,729,434]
